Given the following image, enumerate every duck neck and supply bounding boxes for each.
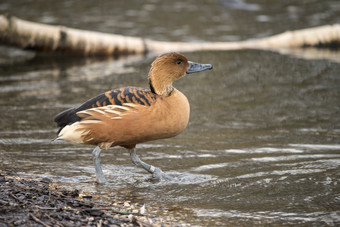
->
[148,68,174,96]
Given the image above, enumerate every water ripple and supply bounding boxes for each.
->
[0,138,52,145]
[289,144,340,150]
[194,208,340,225]
[236,169,326,179]
[251,154,340,162]
[225,147,305,154]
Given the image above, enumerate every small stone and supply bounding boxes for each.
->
[140,205,146,215]
[40,177,51,184]
[128,214,135,223]
[89,210,104,216]
[86,217,94,221]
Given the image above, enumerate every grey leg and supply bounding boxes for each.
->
[92,146,106,183]
[129,149,163,180]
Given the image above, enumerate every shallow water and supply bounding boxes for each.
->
[1,0,340,226]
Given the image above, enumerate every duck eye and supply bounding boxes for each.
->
[176,60,182,65]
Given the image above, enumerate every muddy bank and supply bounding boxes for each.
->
[0,170,184,227]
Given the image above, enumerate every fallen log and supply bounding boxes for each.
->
[0,14,339,56]
[0,14,146,56]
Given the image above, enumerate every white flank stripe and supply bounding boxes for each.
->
[115,105,129,111]
[80,120,101,124]
[123,103,138,107]
[92,109,106,114]
[104,109,122,115]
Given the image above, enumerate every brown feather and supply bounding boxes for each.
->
[64,90,189,149]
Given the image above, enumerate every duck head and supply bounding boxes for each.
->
[148,52,213,96]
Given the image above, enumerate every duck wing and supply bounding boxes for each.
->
[54,87,157,133]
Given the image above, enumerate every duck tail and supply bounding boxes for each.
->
[54,108,80,134]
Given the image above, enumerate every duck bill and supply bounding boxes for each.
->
[186,61,213,74]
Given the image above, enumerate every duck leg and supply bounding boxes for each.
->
[92,146,106,183]
[129,148,163,180]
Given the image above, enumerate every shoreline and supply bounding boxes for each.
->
[0,169,187,226]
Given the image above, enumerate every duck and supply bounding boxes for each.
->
[54,52,213,183]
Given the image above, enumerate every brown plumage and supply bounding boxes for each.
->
[54,52,212,183]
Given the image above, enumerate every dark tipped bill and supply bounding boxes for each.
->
[186,61,213,74]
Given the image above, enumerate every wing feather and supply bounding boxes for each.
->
[54,87,157,132]
[57,103,146,147]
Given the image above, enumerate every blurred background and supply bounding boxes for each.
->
[0,0,339,226]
